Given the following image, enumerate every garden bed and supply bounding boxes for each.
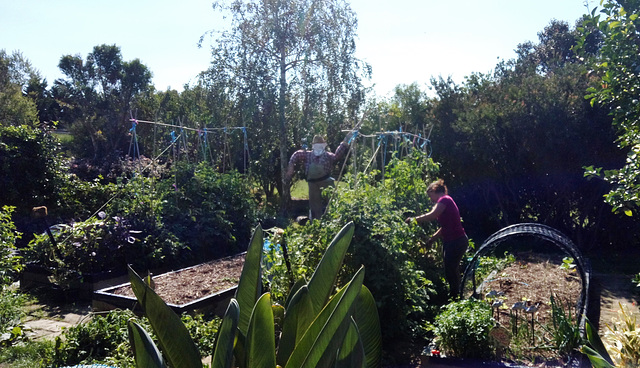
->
[453,252,587,367]
[93,252,245,316]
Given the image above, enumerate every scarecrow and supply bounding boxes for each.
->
[285,132,355,220]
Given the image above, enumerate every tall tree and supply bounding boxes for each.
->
[53,44,153,163]
[202,0,370,211]
[0,50,39,127]
[577,1,640,216]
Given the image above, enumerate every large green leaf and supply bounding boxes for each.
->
[335,318,365,368]
[306,222,354,315]
[284,278,307,310]
[285,266,365,368]
[580,345,616,368]
[236,225,264,336]
[584,318,614,366]
[211,299,240,368]
[127,319,166,368]
[352,285,382,368]
[128,266,203,368]
[245,293,276,368]
[276,285,314,366]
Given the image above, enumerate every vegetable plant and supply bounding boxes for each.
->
[433,298,495,359]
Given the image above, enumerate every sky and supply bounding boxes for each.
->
[1,0,594,97]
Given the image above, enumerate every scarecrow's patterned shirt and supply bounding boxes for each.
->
[286,141,349,181]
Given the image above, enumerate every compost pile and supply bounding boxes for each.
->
[111,253,245,304]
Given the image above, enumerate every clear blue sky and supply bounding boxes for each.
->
[1,0,594,97]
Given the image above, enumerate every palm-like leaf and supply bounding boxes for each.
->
[236,225,264,336]
[128,266,203,368]
[245,293,277,368]
[211,299,240,368]
[306,222,354,315]
[285,265,365,368]
[128,319,166,368]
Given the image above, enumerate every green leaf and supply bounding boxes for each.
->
[335,318,365,368]
[584,318,614,365]
[276,285,314,366]
[127,319,166,368]
[352,285,382,368]
[624,209,633,216]
[286,266,365,368]
[128,266,203,368]
[211,299,240,368]
[245,293,276,368]
[306,222,354,315]
[236,225,264,336]
[580,345,616,368]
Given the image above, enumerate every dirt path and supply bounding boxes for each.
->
[591,272,640,336]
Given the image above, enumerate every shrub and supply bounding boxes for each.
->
[160,162,259,258]
[433,298,495,359]
[51,309,221,368]
[0,206,22,286]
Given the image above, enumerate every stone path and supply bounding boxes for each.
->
[22,300,92,340]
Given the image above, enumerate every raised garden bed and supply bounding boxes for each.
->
[93,252,246,316]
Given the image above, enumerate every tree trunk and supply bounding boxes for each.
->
[279,46,290,215]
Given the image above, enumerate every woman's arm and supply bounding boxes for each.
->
[406,201,446,224]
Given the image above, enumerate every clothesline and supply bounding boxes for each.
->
[130,119,247,133]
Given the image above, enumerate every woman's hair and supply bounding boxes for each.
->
[428,179,448,194]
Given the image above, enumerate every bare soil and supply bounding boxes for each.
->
[109,253,245,305]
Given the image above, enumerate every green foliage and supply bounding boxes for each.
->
[53,44,153,162]
[50,309,220,368]
[268,150,440,344]
[548,294,582,356]
[126,222,381,368]
[53,309,137,367]
[0,125,65,216]
[160,162,260,257]
[0,338,56,368]
[0,50,39,127]
[581,318,616,368]
[433,298,495,359]
[0,206,22,286]
[577,1,640,215]
[0,288,27,346]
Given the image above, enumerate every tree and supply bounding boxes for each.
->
[0,50,39,127]
[52,44,153,163]
[577,0,640,216]
[202,0,370,211]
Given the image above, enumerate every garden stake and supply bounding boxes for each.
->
[524,302,540,345]
[511,301,526,335]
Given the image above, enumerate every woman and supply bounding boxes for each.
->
[406,179,468,299]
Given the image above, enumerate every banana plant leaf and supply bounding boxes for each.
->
[236,225,264,337]
[285,266,365,368]
[276,285,314,366]
[306,222,354,315]
[211,299,240,368]
[284,278,307,311]
[128,266,203,368]
[335,318,365,368]
[580,345,616,368]
[128,319,166,368]
[245,293,276,368]
[352,285,382,368]
[584,318,614,365]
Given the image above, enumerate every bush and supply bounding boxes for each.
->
[0,206,22,286]
[433,298,495,359]
[52,309,221,368]
[160,162,260,258]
